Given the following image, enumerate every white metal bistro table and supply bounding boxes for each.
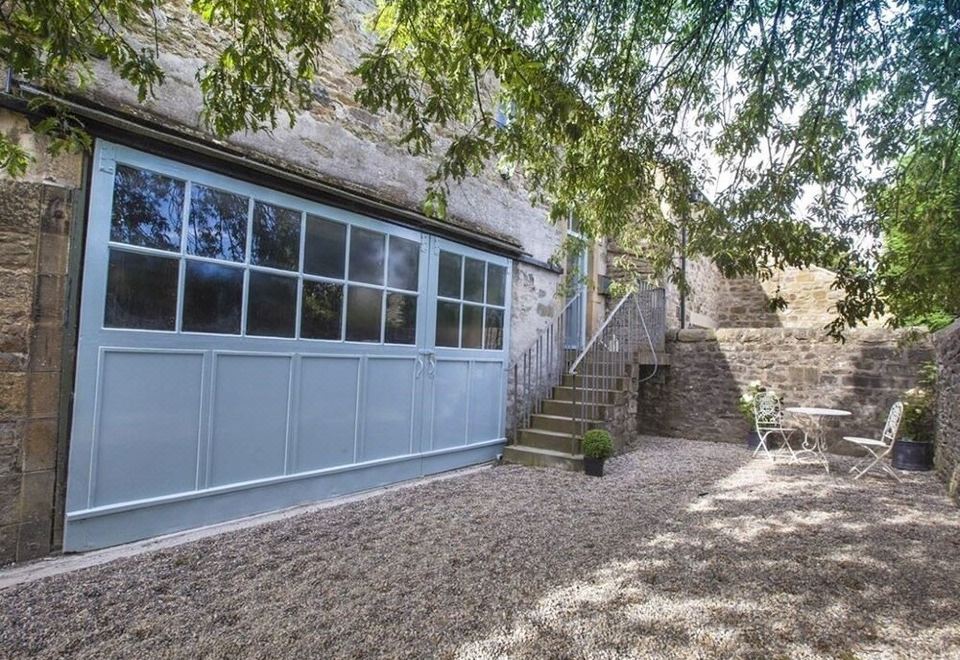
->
[784,407,852,473]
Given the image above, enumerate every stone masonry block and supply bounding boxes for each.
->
[22,418,57,472]
[0,523,16,565]
[27,370,61,417]
[0,372,28,420]
[0,474,21,526]
[39,185,73,236]
[17,517,51,561]
[27,321,63,372]
[19,469,55,522]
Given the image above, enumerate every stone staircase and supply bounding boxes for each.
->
[504,352,667,471]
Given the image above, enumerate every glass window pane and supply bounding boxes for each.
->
[435,301,460,347]
[485,308,504,350]
[463,258,485,302]
[104,249,178,330]
[348,227,386,285]
[187,185,248,262]
[388,237,420,290]
[247,271,297,337]
[462,304,483,348]
[438,251,461,299]
[385,293,417,344]
[304,215,346,278]
[181,261,243,334]
[251,202,301,271]
[301,281,343,340]
[110,164,184,251]
[486,264,506,306]
[345,286,383,342]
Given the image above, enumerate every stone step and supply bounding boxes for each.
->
[552,386,618,403]
[529,413,603,435]
[541,399,612,418]
[561,373,628,390]
[502,445,584,472]
[517,427,581,453]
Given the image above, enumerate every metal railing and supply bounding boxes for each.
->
[506,282,665,444]
[568,282,666,437]
[508,293,583,441]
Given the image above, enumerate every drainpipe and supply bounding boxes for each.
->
[679,224,687,329]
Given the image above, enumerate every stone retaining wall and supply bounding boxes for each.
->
[637,328,933,452]
[934,320,960,502]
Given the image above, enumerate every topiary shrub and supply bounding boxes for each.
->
[582,429,613,460]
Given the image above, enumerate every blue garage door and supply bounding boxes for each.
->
[64,142,511,551]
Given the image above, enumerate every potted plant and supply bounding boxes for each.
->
[893,362,937,471]
[737,380,779,450]
[582,429,613,477]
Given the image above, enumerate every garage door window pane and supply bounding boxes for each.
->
[463,258,486,302]
[247,272,297,337]
[251,202,301,271]
[385,292,417,344]
[486,265,506,306]
[187,185,248,262]
[484,308,503,349]
[304,215,347,278]
[346,286,383,342]
[104,249,178,330]
[438,251,461,298]
[462,304,483,348]
[435,301,460,347]
[110,164,184,252]
[388,237,419,291]
[349,227,386,285]
[301,281,343,340]
[182,261,243,334]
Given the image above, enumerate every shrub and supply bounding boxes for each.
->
[901,362,938,442]
[737,380,780,426]
[582,429,613,460]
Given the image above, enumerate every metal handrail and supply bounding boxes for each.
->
[567,284,666,438]
[506,291,585,441]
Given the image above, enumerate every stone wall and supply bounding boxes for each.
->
[717,266,850,329]
[934,320,960,502]
[41,0,566,361]
[637,328,933,451]
[0,113,82,563]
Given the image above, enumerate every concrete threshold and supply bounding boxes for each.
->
[0,462,495,591]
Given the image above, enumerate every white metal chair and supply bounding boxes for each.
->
[753,392,803,461]
[843,401,904,481]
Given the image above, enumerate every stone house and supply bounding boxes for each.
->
[0,0,621,562]
[0,1,944,564]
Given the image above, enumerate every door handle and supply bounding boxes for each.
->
[426,352,436,377]
[415,355,424,378]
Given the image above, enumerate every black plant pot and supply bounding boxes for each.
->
[892,438,933,471]
[584,457,605,477]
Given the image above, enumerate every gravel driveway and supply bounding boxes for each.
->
[2,436,959,659]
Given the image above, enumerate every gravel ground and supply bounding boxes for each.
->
[2,436,959,659]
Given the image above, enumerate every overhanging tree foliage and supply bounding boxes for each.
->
[2,0,958,335]
[874,131,960,330]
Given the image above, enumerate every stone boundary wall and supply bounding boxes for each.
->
[637,328,933,452]
[716,266,889,329]
[934,320,960,502]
